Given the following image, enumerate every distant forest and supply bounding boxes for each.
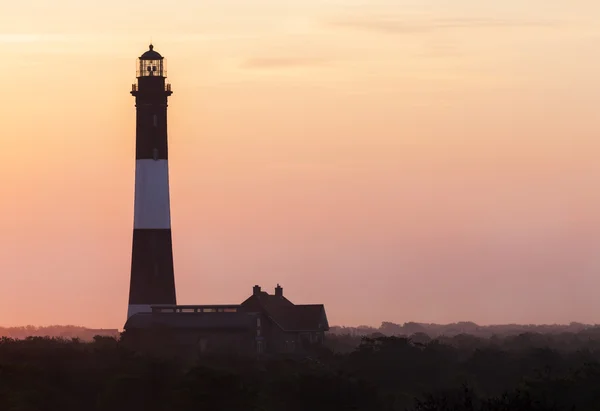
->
[330,321,596,338]
[0,321,594,341]
[0,325,119,340]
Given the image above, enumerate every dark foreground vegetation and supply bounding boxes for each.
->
[3,329,600,410]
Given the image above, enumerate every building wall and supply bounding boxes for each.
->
[122,327,258,360]
[268,329,327,354]
[267,327,296,353]
[123,326,327,358]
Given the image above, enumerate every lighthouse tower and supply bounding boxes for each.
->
[127,44,176,318]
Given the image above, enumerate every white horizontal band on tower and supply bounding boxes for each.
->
[133,159,171,229]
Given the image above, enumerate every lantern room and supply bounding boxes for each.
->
[131,44,172,97]
[137,44,166,78]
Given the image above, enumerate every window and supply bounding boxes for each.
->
[153,114,158,127]
[257,340,263,354]
[285,340,296,352]
[257,318,261,327]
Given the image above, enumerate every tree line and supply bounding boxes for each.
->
[330,321,595,339]
[2,330,600,410]
[0,325,119,340]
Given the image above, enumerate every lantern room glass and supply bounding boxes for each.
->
[138,59,166,78]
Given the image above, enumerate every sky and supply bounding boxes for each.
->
[1,0,600,329]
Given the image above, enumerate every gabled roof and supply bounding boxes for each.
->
[268,304,329,332]
[241,291,293,307]
[241,291,329,332]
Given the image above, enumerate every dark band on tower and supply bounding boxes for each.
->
[127,44,176,319]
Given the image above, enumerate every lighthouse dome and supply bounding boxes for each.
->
[140,44,163,60]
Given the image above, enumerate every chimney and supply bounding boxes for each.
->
[275,284,283,297]
[253,285,261,296]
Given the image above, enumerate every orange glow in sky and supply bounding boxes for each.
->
[2,0,600,328]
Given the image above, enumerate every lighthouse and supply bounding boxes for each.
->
[127,44,176,319]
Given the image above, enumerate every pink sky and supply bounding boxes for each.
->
[1,0,600,328]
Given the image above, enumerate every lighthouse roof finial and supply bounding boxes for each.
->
[140,43,162,60]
